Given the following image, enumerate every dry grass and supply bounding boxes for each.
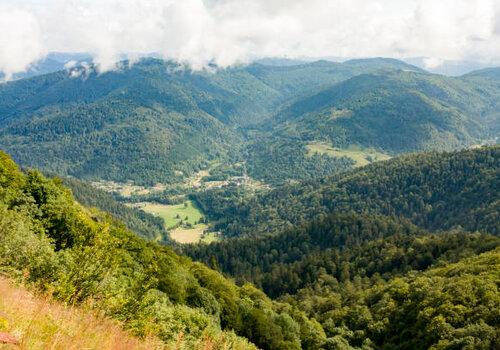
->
[0,278,256,350]
[169,224,208,244]
[0,277,163,350]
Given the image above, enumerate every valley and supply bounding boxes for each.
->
[0,57,498,350]
[1,1,499,348]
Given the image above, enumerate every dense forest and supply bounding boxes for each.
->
[183,147,500,348]
[0,55,499,349]
[184,213,499,297]
[62,177,170,243]
[184,215,500,348]
[0,151,329,350]
[194,146,499,237]
[0,58,498,185]
[2,148,499,349]
[272,70,499,152]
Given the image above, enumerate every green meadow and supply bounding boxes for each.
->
[306,142,391,167]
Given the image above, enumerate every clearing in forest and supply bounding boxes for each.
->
[306,142,391,167]
[134,200,216,244]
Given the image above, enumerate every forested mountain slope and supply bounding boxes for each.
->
[0,150,328,350]
[289,247,500,349]
[271,70,498,153]
[62,177,170,243]
[2,57,493,186]
[194,146,500,236]
[1,130,499,348]
[184,213,499,297]
[184,147,500,348]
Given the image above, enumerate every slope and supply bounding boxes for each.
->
[194,146,500,236]
[0,277,163,349]
[0,58,428,186]
[62,177,170,243]
[0,150,326,350]
[272,70,498,153]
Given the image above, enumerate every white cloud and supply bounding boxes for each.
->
[423,57,444,69]
[0,0,499,78]
[0,5,46,80]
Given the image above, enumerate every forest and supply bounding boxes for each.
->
[0,57,498,349]
[1,139,498,349]
[193,146,499,237]
[1,58,498,185]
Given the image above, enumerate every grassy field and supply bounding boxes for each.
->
[169,224,208,244]
[306,142,391,167]
[138,200,204,229]
[0,277,162,350]
[134,200,216,244]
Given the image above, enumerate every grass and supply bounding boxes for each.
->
[139,200,204,229]
[0,277,162,350]
[169,224,208,244]
[306,142,391,167]
[0,277,255,349]
[134,200,212,244]
[200,232,221,244]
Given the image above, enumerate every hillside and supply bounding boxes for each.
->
[247,68,499,184]
[62,177,170,243]
[0,277,163,349]
[0,57,467,186]
[272,70,498,153]
[1,144,499,349]
[183,146,500,348]
[288,247,500,349]
[194,146,500,237]
[0,150,327,350]
[184,213,499,297]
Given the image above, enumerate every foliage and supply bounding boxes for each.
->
[62,177,169,242]
[2,58,497,185]
[273,70,498,153]
[289,248,500,349]
[184,212,499,297]
[0,151,326,349]
[194,146,500,237]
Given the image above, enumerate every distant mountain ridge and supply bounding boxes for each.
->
[0,57,498,185]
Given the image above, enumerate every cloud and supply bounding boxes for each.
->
[423,57,444,69]
[0,0,499,78]
[0,5,46,80]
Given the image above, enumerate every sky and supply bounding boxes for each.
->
[0,0,499,79]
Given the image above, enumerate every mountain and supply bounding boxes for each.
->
[0,57,451,186]
[183,147,500,349]
[1,143,499,349]
[194,146,500,237]
[0,53,93,81]
[0,150,327,350]
[243,67,499,184]
[272,70,498,153]
[0,59,253,185]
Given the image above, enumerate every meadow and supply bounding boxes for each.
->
[132,200,215,243]
[306,142,391,166]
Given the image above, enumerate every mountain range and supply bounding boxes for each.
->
[0,56,499,349]
[1,57,497,185]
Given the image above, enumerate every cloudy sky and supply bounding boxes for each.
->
[0,0,499,78]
